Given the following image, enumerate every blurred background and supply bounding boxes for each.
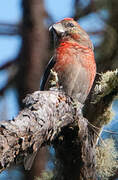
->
[0,0,118,179]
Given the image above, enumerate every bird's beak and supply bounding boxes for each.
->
[49,23,65,47]
[49,23,65,36]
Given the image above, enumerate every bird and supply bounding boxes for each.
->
[40,18,96,104]
[24,18,96,171]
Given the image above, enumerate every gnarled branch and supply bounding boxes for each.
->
[0,90,96,180]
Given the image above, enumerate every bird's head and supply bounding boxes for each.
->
[49,18,93,49]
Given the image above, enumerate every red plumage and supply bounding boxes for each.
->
[40,18,96,103]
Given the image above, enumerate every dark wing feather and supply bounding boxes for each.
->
[40,57,56,90]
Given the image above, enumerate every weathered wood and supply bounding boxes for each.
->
[0,90,76,171]
[0,90,96,179]
[53,116,96,180]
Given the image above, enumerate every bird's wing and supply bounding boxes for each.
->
[40,56,56,90]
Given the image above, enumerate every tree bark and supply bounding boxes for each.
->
[18,0,49,102]
[0,90,96,179]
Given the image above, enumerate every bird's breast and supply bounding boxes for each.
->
[54,42,80,71]
[53,42,96,103]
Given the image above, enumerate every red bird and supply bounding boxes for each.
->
[40,18,96,104]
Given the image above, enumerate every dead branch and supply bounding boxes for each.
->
[0,23,20,36]
[0,59,18,71]
[0,63,19,95]
[74,0,95,20]
[0,90,96,179]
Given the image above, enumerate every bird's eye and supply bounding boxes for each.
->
[67,22,74,27]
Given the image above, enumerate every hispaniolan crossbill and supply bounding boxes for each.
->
[40,18,96,104]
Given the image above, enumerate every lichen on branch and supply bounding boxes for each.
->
[93,69,118,103]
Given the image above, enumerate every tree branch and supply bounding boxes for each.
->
[0,90,96,179]
[0,23,20,36]
[84,69,118,143]
[0,91,76,171]
[74,0,95,20]
[0,58,18,71]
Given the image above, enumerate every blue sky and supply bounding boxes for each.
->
[0,0,22,62]
[0,0,22,23]
[44,0,74,22]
